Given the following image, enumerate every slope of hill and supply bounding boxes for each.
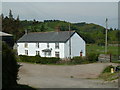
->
[2,14,119,44]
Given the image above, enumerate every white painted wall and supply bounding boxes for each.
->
[64,32,86,58]
[17,42,65,58]
[17,32,85,58]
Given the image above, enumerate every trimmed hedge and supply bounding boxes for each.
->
[18,55,60,64]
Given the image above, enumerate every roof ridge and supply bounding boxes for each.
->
[28,30,75,34]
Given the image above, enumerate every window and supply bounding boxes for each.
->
[55,43,59,49]
[24,43,28,48]
[55,52,59,57]
[47,43,49,48]
[36,51,40,55]
[25,50,28,55]
[36,43,39,48]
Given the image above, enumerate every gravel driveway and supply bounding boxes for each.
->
[17,63,118,88]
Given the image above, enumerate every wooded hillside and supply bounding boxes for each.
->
[1,10,119,45]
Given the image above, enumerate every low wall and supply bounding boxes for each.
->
[98,54,111,62]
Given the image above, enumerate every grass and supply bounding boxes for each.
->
[99,72,119,81]
[98,65,119,81]
[86,44,118,56]
[16,84,36,90]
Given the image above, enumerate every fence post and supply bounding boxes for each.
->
[110,54,112,62]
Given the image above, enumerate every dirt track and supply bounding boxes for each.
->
[17,63,118,88]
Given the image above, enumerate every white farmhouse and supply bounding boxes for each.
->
[17,31,86,58]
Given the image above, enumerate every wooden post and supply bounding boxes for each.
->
[69,23,71,60]
[105,18,108,54]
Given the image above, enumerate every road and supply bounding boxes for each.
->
[17,63,118,88]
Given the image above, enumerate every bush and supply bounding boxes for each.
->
[71,56,89,64]
[102,65,114,73]
[2,42,20,88]
[71,53,99,64]
[86,53,99,63]
[18,55,60,64]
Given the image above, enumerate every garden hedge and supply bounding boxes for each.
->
[19,55,60,64]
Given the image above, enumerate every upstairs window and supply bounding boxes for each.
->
[55,43,59,49]
[24,43,28,48]
[36,43,39,48]
[47,43,49,48]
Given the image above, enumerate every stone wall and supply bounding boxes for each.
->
[98,54,111,62]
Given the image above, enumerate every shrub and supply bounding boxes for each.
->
[86,53,99,63]
[102,65,114,73]
[19,55,41,63]
[40,57,60,64]
[2,42,20,88]
[19,55,60,64]
[71,56,89,64]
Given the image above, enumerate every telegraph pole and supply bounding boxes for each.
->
[69,23,71,60]
[105,18,108,54]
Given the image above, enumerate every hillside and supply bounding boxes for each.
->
[1,12,119,44]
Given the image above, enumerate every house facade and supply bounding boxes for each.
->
[17,31,86,58]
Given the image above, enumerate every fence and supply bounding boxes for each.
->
[98,54,119,63]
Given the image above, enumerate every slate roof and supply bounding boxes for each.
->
[0,31,12,36]
[17,31,75,43]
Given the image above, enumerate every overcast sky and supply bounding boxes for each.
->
[2,2,118,29]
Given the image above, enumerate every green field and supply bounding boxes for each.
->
[86,44,118,56]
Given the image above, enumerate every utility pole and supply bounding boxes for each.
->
[105,18,108,54]
[69,23,71,60]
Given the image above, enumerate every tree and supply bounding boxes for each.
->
[40,25,45,32]
[2,42,20,88]
[109,27,113,31]
[1,13,4,20]
[9,9,13,19]
[16,15,19,21]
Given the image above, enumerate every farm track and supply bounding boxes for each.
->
[18,63,118,88]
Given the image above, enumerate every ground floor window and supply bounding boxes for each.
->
[55,52,59,58]
[25,50,28,55]
[36,51,40,55]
